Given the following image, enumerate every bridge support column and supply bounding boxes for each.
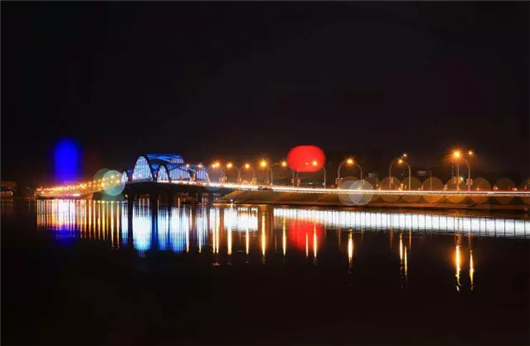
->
[150,192,159,250]
[167,191,174,210]
[127,192,135,246]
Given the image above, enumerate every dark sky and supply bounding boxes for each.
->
[2,2,529,185]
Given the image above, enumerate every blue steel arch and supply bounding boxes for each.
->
[157,165,170,182]
[132,155,155,181]
[168,163,191,181]
[193,165,209,181]
[131,154,192,182]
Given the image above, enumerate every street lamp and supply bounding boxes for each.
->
[452,150,473,191]
[312,160,326,188]
[211,161,226,183]
[389,154,408,190]
[239,163,256,184]
[260,160,274,185]
[280,160,296,186]
[397,159,412,190]
[346,159,363,189]
[337,158,354,187]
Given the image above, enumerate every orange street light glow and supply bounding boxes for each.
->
[260,160,267,168]
[346,158,354,165]
[226,162,233,169]
[245,163,250,169]
[281,161,288,167]
[312,160,318,166]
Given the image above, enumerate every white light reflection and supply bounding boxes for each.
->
[133,207,152,256]
[273,209,528,238]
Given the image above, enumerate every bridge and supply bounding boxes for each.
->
[36,153,530,210]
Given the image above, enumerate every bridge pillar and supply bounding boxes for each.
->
[127,192,135,246]
[150,192,159,250]
[167,191,174,210]
[149,192,159,217]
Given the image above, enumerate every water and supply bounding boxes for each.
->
[2,200,529,345]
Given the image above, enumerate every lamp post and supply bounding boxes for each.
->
[225,162,236,183]
[337,158,354,188]
[398,159,412,190]
[312,160,326,188]
[353,161,363,189]
[260,160,273,185]
[452,150,473,191]
[239,163,255,184]
[211,161,225,183]
[389,153,408,190]
[279,160,295,186]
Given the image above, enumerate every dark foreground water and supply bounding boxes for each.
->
[2,200,529,345]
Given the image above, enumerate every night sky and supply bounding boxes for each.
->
[2,2,529,185]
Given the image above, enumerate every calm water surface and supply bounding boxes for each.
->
[2,200,529,345]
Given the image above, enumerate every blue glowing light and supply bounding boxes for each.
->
[54,139,80,184]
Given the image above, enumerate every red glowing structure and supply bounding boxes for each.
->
[287,145,325,172]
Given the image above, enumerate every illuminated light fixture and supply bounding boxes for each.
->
[312,160,318,166]
[244,163,250,169]
[468,151,474,156]
[281,161,288,167]
[453,150,462,159]
[346,158,354,165]
[226,162,233,169]
[186,164,190,168]
[402,153,408,158]
[260,160,267,168]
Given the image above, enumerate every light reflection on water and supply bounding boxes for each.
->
[35,200,530,291]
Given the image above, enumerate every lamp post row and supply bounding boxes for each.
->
[207,150,474,190]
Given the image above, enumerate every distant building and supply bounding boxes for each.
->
[1,181,17,198]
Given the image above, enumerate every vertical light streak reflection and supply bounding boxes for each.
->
[110,203,114,246]
[404,246,408,277]
[347,231,354,271]
[282,217,287,256]
[470,250,474,291]
[305,232,309,259]
[246,227,250,255]
[261,214,266,260]
[227,225,232,256]
[455,244,461,291]
[313,223,318,262]
[186,212,190,253]
[399,233,403,262]
[102,202,107,240]
[216,215,220,254]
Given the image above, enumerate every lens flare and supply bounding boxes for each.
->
[103,170,125,196]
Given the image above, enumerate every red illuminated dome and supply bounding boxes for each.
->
[287,145,325,172]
